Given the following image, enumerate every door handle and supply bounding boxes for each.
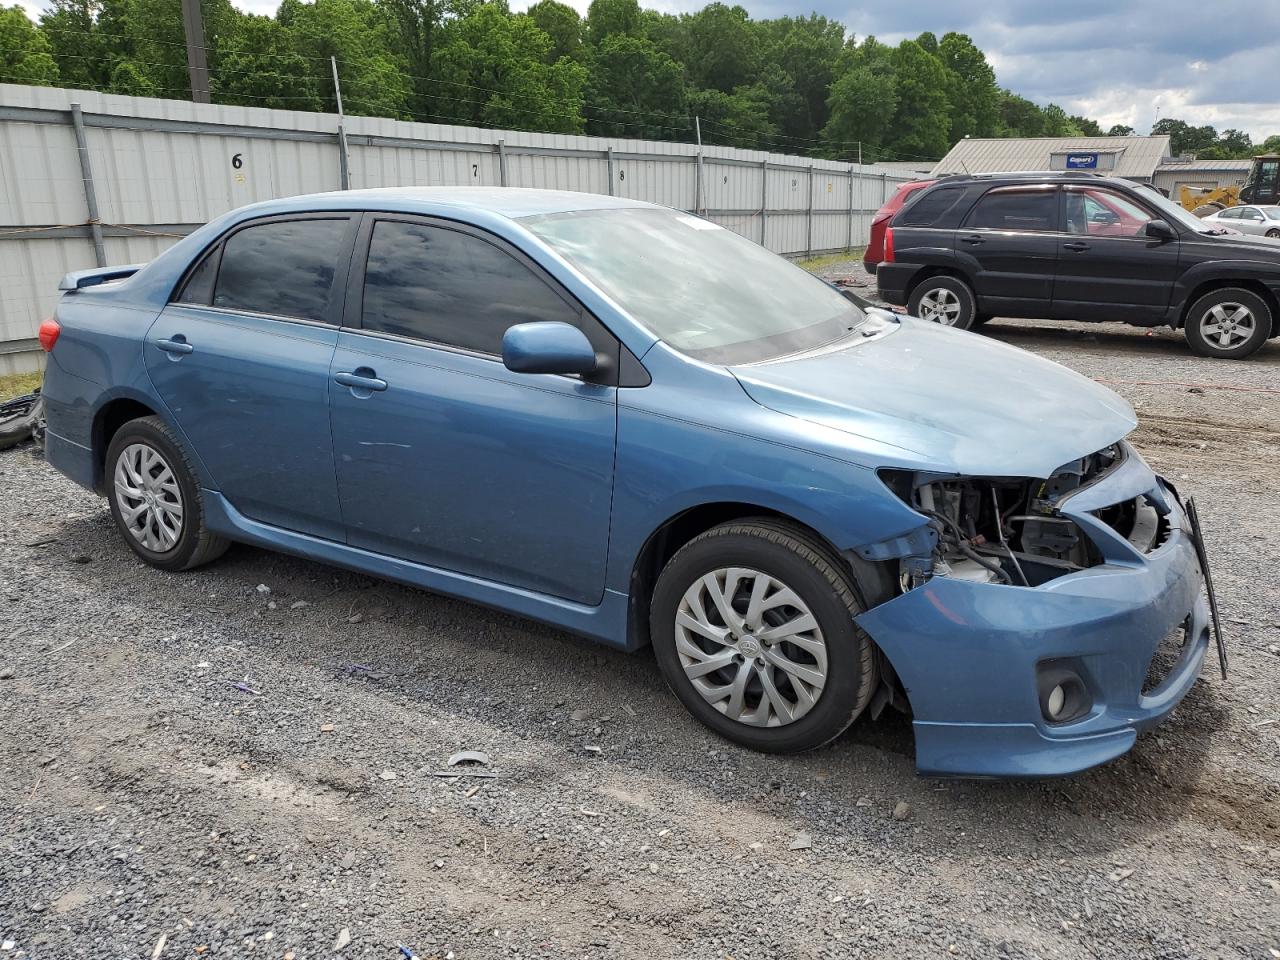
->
[155,336,193,355]
[1063,241,1090,252]
[334,370,388,393]
[960,234,985,245]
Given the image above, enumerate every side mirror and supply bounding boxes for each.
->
[502,321,598,376]
[1145,219,1176,242]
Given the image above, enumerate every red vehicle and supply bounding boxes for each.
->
[864,179,936,274]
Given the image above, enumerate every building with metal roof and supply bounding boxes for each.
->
[931,136,1173,182]
[1152,158,1254,197]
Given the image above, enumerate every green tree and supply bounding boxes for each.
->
[0,5,60,85]
[937,31,997,140]
[585,0,640,45]
[682,3,761,94]
[760,14,844,145]
[997,89,1046,137]
[432,2,585,132]
[822,36,897,159]
[1040,103,1082,137]
[278,0,412,119]
[1259,134,1280,154]
[584,33,683,139]
[886,39,950,160]
[216,12,322,110]
[687,82,776,149]
[526,0,581,62]
[1151,117,1218,155]
[1107,123,1135,136]
[1070,115,1103,136]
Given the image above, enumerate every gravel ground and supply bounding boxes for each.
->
[2,269,1279,959]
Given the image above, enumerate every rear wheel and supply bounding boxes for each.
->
[1184,288,1272,360]
[908,276,977,330]
[1267,228,1280,239]
[105,416,229,571]
[650,520,877,753]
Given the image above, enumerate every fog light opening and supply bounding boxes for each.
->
[1037,665,1092,725]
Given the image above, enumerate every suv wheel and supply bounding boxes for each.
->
[1184,288,1272,360]
[908,277,977,330]
[650,520,877,754]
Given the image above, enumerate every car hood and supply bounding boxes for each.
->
[731,316,1136,478]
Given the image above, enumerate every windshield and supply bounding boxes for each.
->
[522,207,864,364]
[1264,206,1280,220]
[1132,183,1223,233]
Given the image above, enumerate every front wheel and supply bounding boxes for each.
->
[907,276,977,330]
[105,416,229,571]
[1184,288,1272,359]
[650,520,877,753]
[1266,229,1280,239]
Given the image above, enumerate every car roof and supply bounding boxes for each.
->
[253,186,657,220]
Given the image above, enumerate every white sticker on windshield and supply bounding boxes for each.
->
[676,215,722,230]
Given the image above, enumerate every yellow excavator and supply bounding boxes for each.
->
[1178,154,1280,216]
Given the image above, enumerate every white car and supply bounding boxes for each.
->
[1201,204,1280,238]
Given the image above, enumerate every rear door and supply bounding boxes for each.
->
[956,185,1061,316]
[145,214,356,540]
[1052,185,1179,323]
[1236,206,1268,236]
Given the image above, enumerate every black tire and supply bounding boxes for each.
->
[1266,229,1280,239]
[104,416,229,571]
[1183,287,1273,360]
[649,519,878,754]
[907,275,977,330]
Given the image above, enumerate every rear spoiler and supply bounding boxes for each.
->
[58,263,145,291]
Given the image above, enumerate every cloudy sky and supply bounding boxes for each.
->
[20,0,1280,140]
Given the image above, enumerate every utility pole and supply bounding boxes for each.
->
[331,56,351,190]
[180,0,210,104]
[694,115,704,215]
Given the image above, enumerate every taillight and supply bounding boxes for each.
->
[39,317,60,352]
[882,226,895,263]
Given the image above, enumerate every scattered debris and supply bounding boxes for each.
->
[0,666,13,680]
[584,745,602,754]
[464,783,483,799]
[570,709,591,721]
[340,851,355,869]
[621,704,637,718]
[578,806,602,818]
[447,750,491,767]
[1109,868,1135,883]
[150,934,167,959]
[290,600,309,610]
[398,946,420,960]
[892,801,911,821]
[225,680,260,696]
[320,723,336,733]
[426,769,497,779]
[70,554,91,564]
[789,833,813,851]
[648,862,658,874]
[748,841,764,851]
[334,927,351,951]
[855,797,873,808]
[379,770,397,782]
[256,584,271,594]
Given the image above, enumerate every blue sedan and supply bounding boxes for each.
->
[38,188,1218,777]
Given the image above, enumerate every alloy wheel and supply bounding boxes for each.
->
[1198,302,1257,350]
[113,442,185,552]
[674,567,828,727]
[917,287,963,325]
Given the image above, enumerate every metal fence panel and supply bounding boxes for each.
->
[0,82,912,372]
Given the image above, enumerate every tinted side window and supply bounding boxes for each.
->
[361,220,578,354]
[1218,207,1241,219]
[898,186,966,227]
[968,189,1058,232]
[213,219,349,321]
[175,245,219,304]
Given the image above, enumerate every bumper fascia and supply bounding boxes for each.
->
[856,464,1210,778]
[874,263,914,306]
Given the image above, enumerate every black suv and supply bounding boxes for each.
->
[876,171,1280,359]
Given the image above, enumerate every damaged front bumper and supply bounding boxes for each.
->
[856,448,1215,778]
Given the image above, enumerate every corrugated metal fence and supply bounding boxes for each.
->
[0,82,912,375]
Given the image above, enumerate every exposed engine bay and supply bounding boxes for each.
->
[889,444,1166,589]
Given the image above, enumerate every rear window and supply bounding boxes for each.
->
[213,218,349,322]
[897,186,966,227]
[968,188,1058,232]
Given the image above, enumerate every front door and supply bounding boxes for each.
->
[329,216,618,605]
[1052,186,1179,323]
[957,184,1061,316]
[145,214,357,540]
